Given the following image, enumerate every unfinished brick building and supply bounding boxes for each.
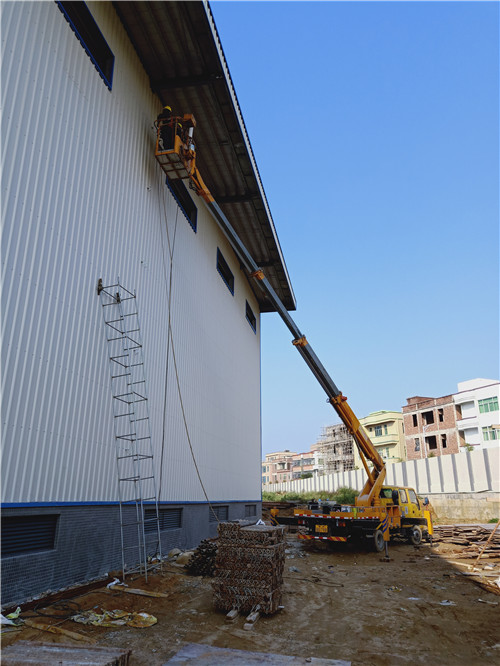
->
[403,395,459,460]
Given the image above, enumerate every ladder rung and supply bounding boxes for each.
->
[119,475,154,482]
[136,437,151,442]
[111,372,131,379]
[128,380,146,386]
[116,435,136,441]
[135,417,149,422]
[106,323,125,335]
[110,359,128,369]
[117,454,153,460]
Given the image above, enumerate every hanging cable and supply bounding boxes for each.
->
[158,177,178,502]
[157,175,220,524]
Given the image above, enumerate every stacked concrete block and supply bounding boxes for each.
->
[212,522,285,615]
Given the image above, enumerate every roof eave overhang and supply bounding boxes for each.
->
[113,0,296,312]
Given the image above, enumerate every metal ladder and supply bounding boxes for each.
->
[97,278,162,580]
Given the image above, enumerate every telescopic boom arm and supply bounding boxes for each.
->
[155,113,386,506]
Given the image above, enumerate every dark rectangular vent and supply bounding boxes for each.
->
[245,301,256,333]
[1,514,58,557]
[166,178,197,232]
[209,505,228,522]
[216,249,234,295]
[245,504,257,517]
[56,2,114,90]
[144,508,182,532]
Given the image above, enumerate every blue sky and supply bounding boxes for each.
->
[210,1,499,456]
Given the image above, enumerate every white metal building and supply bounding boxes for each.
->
[1,1,295,605]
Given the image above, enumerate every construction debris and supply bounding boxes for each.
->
[433,524,500,559]
[22,618,93,642]
[186,539,218,577]
[1,641,131,666]
[108,584,170,599]
[212,522,285,615]
[71,609,157,628]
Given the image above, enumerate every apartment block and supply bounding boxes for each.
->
[454,379,500,449]
[357,411,406,466]
[403,395,460,460]
[262,451,297,484]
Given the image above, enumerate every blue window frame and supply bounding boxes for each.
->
[166,178,197,232]
[56,1,115,90]
[246,301,257,333]
[216,249,234,295]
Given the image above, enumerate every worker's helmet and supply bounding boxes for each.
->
[164,105,172,112]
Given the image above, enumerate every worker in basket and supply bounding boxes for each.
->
[156,105,175,151]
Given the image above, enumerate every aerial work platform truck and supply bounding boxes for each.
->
[154,111,433,554]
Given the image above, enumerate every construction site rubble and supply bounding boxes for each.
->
[71,608,157,628]
[433,524,500,558]
[212,522,286,615]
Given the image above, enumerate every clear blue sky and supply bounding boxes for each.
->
[210,1,499,457]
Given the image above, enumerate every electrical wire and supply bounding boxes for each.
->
[157,175,220,524]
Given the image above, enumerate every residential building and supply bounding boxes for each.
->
[403,379,500,460]
[291,447,323,479]
[453,379,500,449]
[356,411,406,467]
[1,1,295,605]
[315,424,355,474]
[403,395,460,460]
[262,451,297,484]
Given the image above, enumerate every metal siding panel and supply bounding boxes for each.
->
[2,2,261,504]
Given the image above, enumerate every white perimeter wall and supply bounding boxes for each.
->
[263,446,500,495]
[1,2,261,503]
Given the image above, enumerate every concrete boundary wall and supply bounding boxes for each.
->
[263,446,500,496]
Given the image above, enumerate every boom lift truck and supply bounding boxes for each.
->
[154,112,433,554]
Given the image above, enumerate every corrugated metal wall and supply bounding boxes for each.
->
[1,1,261,504]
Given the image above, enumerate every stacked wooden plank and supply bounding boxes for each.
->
[433,524,500,559]
[212,522,285,615]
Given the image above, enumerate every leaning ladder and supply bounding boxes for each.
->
[98,278,162,580]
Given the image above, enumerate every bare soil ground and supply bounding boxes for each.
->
[3,537,500,665]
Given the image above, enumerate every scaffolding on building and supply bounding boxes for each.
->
[316,424,355,474]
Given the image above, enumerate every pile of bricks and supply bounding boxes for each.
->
[212,522,285,615]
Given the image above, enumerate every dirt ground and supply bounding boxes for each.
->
[3,536,500,665]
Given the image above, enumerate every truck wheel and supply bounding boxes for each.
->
[409,526,422,546]
[373,529,385,552]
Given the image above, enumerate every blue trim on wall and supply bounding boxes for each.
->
[56,1,114,90]
[166,178,197,232]
[2,500,261,509]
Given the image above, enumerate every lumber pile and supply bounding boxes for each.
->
[185,539,218,577]
[212,522,285,615]
[433,524,500,559]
